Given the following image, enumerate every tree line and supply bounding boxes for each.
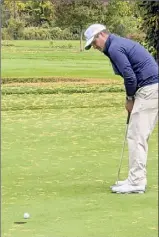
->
[1,0,159,59]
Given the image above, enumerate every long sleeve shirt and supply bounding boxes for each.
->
[103,34,158,96]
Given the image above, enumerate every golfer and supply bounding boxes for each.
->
[84,24,158,194]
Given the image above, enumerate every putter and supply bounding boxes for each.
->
[116,112,130,184]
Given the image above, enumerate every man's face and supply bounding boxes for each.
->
[91,32,107,52]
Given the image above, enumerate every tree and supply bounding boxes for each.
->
[1,0,55,27]
[105,0,138,37]
[24,0,54,26]
[1,0,16,27]
[54,0,107,51]
[1,0,25,39]
[137,1,159,61]
[1,4,10,28]
[18,0,54,27]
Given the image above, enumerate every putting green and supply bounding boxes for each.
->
[2,92,158,237]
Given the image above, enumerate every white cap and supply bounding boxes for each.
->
[84,24,106,50]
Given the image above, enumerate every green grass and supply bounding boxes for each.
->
[2,84,124,95]
[2,40,158,237]
[2,40,118,80]
[2,92,158,237]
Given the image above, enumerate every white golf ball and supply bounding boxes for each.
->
[24,213,30,219]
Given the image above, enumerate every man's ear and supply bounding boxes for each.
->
[101,31,107,37]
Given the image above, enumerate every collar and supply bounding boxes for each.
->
[103,34,114,56]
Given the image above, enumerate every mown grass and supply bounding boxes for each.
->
[2,92,124,111]
[2,40,119,80]
[2,92,158,237]
[2,40,158,237]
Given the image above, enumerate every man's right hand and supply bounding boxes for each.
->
[125,100,134,113]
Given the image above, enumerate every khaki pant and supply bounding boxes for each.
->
[127,83,158,185]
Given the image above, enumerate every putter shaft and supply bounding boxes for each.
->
[116,112,130,183]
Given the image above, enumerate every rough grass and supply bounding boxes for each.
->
[2,84,124,95]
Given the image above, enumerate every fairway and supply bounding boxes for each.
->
[2,40,117,79]
[2,40,158,237]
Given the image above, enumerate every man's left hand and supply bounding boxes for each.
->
[125,100,134,113]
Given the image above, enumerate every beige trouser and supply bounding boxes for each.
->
[127,83,158,186]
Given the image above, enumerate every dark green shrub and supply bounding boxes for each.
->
[22,27,51,40]
[6,18,25,39]
[2,25,79,40]
[49,27,62,39]
[1,28,12,40]
[49,27,79,40]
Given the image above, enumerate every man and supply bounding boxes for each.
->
[84,24,158,194]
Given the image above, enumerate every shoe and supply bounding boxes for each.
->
[111,183,146,194]
[110,179,128,189]
[110,179,147,189]
[115,179,128,186]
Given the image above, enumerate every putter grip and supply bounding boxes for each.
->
[126,112,131,124]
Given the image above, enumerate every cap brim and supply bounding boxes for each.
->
[84,36,94,50]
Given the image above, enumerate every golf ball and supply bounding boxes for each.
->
[24,213,30,219]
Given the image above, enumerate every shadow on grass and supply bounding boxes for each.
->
[49,183,111,197]
[14,222,27,224]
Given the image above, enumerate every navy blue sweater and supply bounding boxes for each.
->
[103,34,158,96]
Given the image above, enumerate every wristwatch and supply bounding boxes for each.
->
[126,96,135,101]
